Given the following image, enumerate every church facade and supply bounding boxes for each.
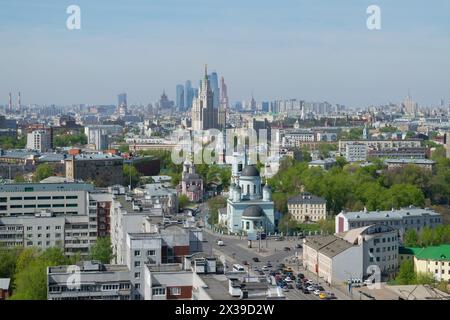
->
[219,155,275,234]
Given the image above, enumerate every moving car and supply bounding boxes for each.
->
[217,240,224,246]
[252,257,260,262]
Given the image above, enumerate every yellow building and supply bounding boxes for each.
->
[401,245,450,282]
[288,193,327,222]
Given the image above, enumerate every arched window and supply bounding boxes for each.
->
[247,185,250,195]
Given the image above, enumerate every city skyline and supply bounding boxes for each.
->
[0,1,450,106]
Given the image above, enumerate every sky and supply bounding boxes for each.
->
[0,0,449,107]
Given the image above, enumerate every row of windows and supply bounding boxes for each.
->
[27,233,62,238]
[7,195,78,201]
[9,203,78,209]
[369,254,397,262]
[134,250,156,257]
[27,226,62,231]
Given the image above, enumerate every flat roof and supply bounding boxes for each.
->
[0,182,94,193]
[340,207,441,220]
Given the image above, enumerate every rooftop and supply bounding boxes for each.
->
[407,245,450,261]
[304,235,354,258]
[340,207,441,220]
[0,182,94,193]
[288,193,326,205]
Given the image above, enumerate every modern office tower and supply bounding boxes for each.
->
[261,102,269,112]
[184,80,195,110]
[191,65,219,131]
[208,71,220,109]
[27,129,52,152]
[176,84,185,110]
[17,92,21,110]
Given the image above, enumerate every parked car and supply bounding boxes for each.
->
[284,247,291,251]
[266,262,272,268]
[242,260,248,265]
[298,273,305,279]
[313,288,325,295]
[252,257,260,262]
[302,287,310,294]
[295,244,302,249]
[217,240,224,246]
[262,266,270,271]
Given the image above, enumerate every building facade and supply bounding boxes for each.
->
[287,193,327,222]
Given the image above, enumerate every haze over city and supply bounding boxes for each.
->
[1,0,450,107]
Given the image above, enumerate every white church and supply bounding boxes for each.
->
[219,153,276,234]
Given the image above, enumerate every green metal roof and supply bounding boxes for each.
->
[404,245,450,261]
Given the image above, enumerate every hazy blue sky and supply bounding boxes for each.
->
[0,0,449,107]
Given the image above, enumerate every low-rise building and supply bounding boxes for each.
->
[412,245,450,282]
[385,158,436,171]
[303,224,400,284]
[335,207,442,241]
[287,193,327,222]
[47,261,133,300]
[308,158,337,170]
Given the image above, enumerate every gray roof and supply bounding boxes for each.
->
[385,159,436,165]
[241,165,260,177]
[304,235,354,258]
[340,207,441,221]
[242,205,264,218]
[288,193,326,205]
[0,182,94,193]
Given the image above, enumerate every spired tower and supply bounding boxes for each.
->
[191,65,219,131]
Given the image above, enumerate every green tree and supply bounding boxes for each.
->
[0,247,21,280]
[13,175,26,183]
[403,229,419,247]
[395,260,416,285]
[33,163,53,182]
[89,237,113,264]
[10,247,68,300]
[178,194,190,210]
[123,164,141,188]
[207,196,227,225]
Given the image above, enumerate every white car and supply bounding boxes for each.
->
[284,277,293,283]
[313,289,324,296]
[262,266,270,271]
[217,240,224,246]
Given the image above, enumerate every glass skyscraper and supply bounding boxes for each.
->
[176,84,185,110]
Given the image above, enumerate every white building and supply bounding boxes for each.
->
[27,130,51,152]
[0,182,106,256]
[88,129,109,150]
[303,224,400,284]
[335,207,442,241]
[219,158,275,234]
[345,142,367,162]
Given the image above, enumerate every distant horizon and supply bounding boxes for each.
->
[1,1,449,107]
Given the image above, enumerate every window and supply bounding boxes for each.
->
[66,204,78,207]
[369,257,374,262]
[53,204,64,208]
[369,248,373,253]
[66,196,78,200]
[52,196,65,200]
[170,287,181,296]
[55,226,61,230]
[24,197,36,200]
[38,196,51,200]
[10,197,23,201]
[46,234,50,238]
[134,261,141,267]
[135,284,140,289]
[38,204,51,208]
[147,250,155,256]
[27,226,33,231]
[152,288,166,296]
[134,272,140,279]
[134,250,140,257]
[24,204,36,208]
[10,205,23,209]
[46,226,50,230]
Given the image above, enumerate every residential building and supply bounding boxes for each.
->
[287,193,327,222]
[65,153,124,187]
[308,158,337,170]
[339,139,422,154]
[87,129,109,150]
[385,158,436,171]
[345,142,367,162]
[335,207,442,241]
[47,261,133,300]
[27,130,51,152]
[368,147,429,159]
